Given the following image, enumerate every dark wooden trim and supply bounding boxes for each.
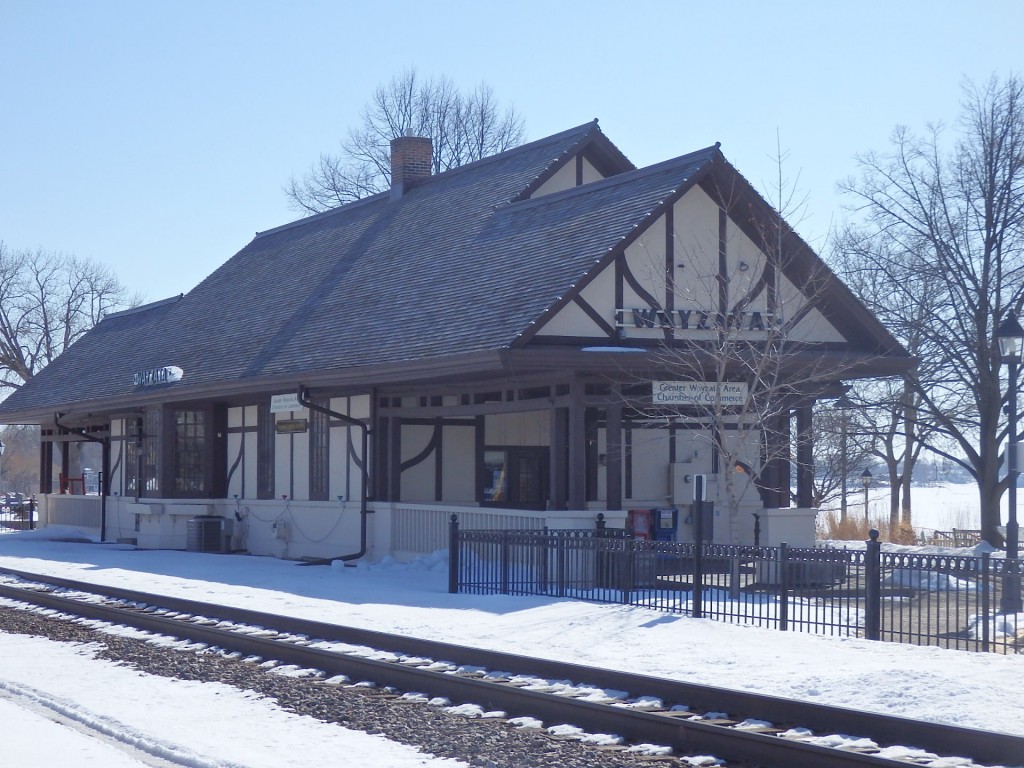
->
[605,402,622,510]
[571,295,618,337]
[665,204,675,335]
[796,404,814,508]
[387,416,402,501]
[575,153,584,186]
[550,408,568,510]
[434,417,443,501]
[568,380,586,510]
[109,438,123,492]
[210,403,228,499]
[474,415,485,503]
[399,422,440,472]
[39,440,53,494]
[373,416,389,501]
[585,408,599,501]
[226,435,244,493]
[393,416,479,426]
[621,257,663,311]
[60,442,70,489]
[762,409,791,508]
[157,406,173,497]
[614,253,624,338]
[624,422,633,500]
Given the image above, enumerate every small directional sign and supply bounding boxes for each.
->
[270,393,303,413]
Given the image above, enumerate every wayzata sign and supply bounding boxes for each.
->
[133,366,184,387]
[617,308,779,331]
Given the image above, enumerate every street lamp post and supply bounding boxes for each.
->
[996,314,1024,613]
[835,394,854,523]
[860,468,872,526]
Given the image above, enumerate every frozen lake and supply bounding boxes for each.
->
[847,482,987,533]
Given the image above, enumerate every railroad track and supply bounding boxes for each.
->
[0,565,1020,768]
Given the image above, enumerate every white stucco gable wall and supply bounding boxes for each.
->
[531,156,605,198]
[530,182,846,345]
[533,256,616,338]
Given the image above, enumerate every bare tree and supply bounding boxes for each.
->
[832,231,949,529]
[0,424,41,496]
[839,75,1024,546]
[286,70,525,213]
[811,399,876,516]
[0,242,136,394]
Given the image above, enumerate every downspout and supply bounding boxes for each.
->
[296,387,371,565]
[54,412,110,542]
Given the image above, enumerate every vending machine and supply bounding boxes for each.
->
[627,509,653,540]
[651,508,679,542]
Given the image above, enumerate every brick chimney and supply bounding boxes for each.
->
[390,136,432,200]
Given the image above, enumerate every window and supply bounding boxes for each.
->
[123,418,141,496]
[257,402,275,500]
[481,447,549,510]
[141,409,160,494]
[309,399,330,501]
[174,409,206,493]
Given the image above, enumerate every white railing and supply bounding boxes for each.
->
[42,494,103,533]
[385,503,603,558]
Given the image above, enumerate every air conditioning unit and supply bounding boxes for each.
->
[186,516,227,553]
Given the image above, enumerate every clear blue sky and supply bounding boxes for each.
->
[1,1,1020,301]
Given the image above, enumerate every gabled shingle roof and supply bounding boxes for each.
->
[0,121,907,422]
[0,122,658,416]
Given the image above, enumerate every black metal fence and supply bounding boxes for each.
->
[0,497,36,532]
[448,515,1023,654]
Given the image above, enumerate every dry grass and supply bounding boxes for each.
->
[816,510,919,545]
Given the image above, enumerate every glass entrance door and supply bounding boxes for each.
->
[482,447,549,509]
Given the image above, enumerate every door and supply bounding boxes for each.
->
[481,447,549,510]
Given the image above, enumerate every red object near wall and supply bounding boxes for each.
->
[59,474,85,494]
[627,509,652,540]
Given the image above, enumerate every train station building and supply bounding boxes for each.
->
[0,121,911,561]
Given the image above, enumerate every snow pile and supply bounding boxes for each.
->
[882,569,979,592]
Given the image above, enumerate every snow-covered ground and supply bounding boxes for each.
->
[0,515,1022,767]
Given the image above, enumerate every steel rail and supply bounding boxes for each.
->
[0,566,1020,767]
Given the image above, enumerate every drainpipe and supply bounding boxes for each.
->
[54,412,110,542]
[296,387,371,565]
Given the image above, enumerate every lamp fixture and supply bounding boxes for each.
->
[996,314,1024,361]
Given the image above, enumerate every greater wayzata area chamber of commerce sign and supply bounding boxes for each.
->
[653,381,748,406]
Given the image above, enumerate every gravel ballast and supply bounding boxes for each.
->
[0,604,684,768]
